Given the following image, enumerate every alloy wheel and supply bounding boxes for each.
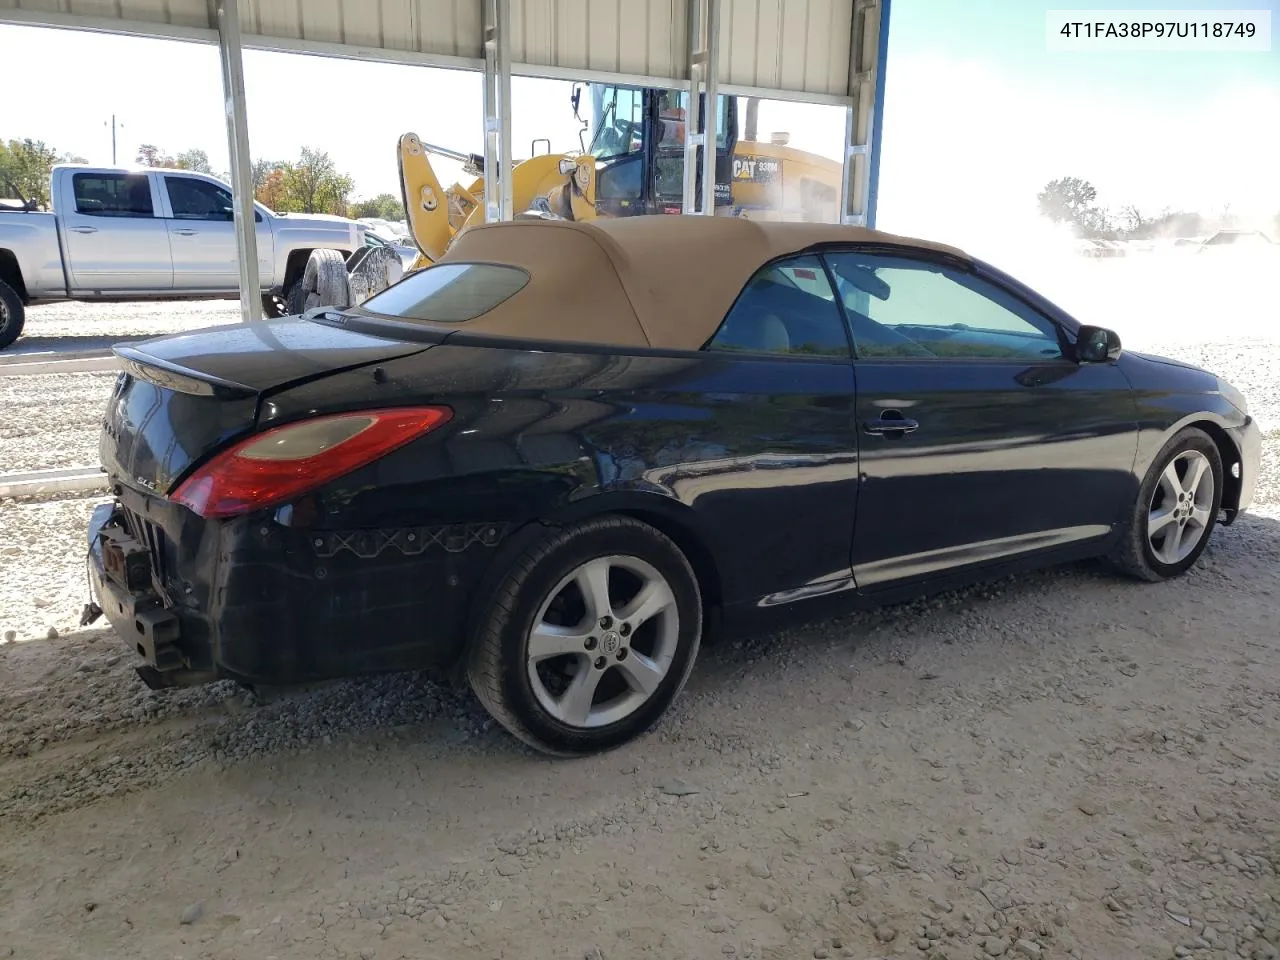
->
[1147,449,1215,565]
[526,555,680,729]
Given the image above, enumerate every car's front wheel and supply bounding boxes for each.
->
[1109,427,1223,581]
[467,516,703,756]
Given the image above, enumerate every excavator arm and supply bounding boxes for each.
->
[397,133,597,271]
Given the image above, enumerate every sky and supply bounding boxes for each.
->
[0,0,1276,251]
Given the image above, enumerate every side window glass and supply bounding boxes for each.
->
[596,153,644,201]
[707,256,850,358]
[73,173,154,218]
[825,253,1064,360]
[166,177,234,221]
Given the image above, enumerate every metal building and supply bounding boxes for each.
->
[0,0,890,322]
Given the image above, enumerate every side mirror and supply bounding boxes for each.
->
[1075,325,1122,363]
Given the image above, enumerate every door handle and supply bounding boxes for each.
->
[69,226,98,234]
[862,413,919,436]
[174,228,198,236]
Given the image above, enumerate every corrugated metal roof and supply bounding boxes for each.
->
[0,0,861,101]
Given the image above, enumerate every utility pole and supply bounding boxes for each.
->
[104,115,122,164]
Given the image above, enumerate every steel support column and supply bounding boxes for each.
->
[682,0,706,214]
[213,0,260,322]
[482,0,513,223]
[840,0,889,228]
[700,0,721,217]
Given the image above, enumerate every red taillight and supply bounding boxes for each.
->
[170,406,452,519]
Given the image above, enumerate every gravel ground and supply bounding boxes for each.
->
[6,298,239,355]
[1,263,1278,960]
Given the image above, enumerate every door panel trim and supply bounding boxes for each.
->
[854,524,1112,588]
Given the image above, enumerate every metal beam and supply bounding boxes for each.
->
[482,0,513,223]
[212,0,260,323]
[867,0,892,228]
[701,0,721,217]
[682,0,706,215]
[840,0,887,228]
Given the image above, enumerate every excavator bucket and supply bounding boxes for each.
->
[398,133,454,264]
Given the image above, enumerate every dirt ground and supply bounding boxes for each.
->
[2,282,1279,960]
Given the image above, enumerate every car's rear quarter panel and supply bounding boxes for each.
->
[264,339,862,616]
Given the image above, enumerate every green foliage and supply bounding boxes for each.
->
[1036,176,1116,238]
[173,149,212,174]
[277,147,355,216]
[135,143,171,167]
[0,138,63,208]
[137,145,213,173]
[349,193,405,221]
[251,158,281,191]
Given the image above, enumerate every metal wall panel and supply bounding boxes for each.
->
[509,0,687,83]
[719,0,852,98]
[1,0,858,99]
[240,0,482,59]
[1,0,210,30]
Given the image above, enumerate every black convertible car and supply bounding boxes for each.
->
[87,216,1260,755]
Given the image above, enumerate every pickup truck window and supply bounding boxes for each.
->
[73,173,154,218]
[165,177,233,221]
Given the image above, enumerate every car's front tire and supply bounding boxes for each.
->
[1109,427,1223,581]
[467,516,703,756]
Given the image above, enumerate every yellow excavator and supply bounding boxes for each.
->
[401,84,842,269]
[291,84,842,310]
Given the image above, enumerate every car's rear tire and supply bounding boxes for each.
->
[0,279,25,350]
[467,516,703,756]
[1108,427,1223,581]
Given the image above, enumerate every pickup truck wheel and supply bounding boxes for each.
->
[261,292,289,319]
[0,280,24,350]
[289,248,350,313]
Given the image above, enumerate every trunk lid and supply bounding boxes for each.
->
[101,317,429,495]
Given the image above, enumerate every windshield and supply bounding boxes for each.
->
[359,262,529,323]
[587,84,733,164]
[588,85,645,160]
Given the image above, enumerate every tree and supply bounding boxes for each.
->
[173,148,212,174]
[1119,205,1146,234]
[136,143,173,167]
[280,147,354,215]
[252,158,282,191]
[350,193,405,221]
[1036,176,1118,238]
[256,167,288,211]
[1037,176,1097,225]
[137,145,212,172]
[0,139,64,208]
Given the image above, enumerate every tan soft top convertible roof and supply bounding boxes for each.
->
[438,216,970,351]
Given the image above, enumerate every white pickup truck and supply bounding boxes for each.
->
[0,164,368,349]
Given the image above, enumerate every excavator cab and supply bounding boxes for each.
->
[586,84,737,216]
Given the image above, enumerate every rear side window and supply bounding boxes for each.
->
[165,177,233,221]
[706,255,850,358]
[359,263,529,323]
[73,173,154,217]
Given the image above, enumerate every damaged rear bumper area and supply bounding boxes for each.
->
[86,491,506,690]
